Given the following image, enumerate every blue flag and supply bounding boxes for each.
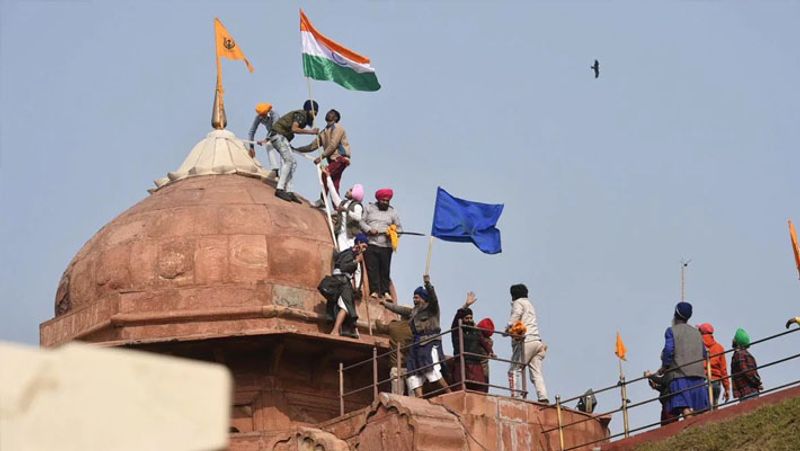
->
[431,187,504,254]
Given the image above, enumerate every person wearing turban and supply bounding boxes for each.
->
[269,100,320,203]
[248,102,281,176]
[658,302,710,417]
[450,291,491,393]
[325,183,365,252]
[327,233,369,338]
[359,188,402,301]
[697,323,731,406]
[731,328,762,401]
[291,109,351,207]
[380,275,450,397]
[505,284,549,403]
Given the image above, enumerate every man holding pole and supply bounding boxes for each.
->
[360,188,402,301]
[380,275,450,397]
[268,100,319,203]
[248,102,281,177]
[293,109,351,207]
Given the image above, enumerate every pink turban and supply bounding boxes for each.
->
[697,323,714,335]
[375,188,394,201]
[351,184,364,202]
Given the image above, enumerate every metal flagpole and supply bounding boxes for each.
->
[680,259,691,301]
[618,358,630,438]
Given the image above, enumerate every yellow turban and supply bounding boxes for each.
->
[255,103,272,115]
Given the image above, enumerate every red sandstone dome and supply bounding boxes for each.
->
[41,130,391,347]
[44,174,335,345]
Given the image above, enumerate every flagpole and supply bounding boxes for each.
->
[618,358,630,438]
[304,76,338,250]
[424,236,434,276]
[680,259,691,301]
[212,41,226,129]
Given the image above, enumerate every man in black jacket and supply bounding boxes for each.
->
[328,233,368,337]
[451,292,489,392]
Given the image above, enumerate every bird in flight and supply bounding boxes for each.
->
[591,59,599,78]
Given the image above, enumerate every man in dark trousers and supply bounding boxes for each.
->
[380,275,450,397]
[327,233,369,338]
[359,188,402,301]
[451,291,489,392]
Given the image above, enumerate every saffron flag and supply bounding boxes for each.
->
[215,18,254,73]
[790,220,800,280]
[431,187,503,254]
[300,10,380,91]
[615,331,627,361]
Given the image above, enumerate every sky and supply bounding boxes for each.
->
[2,0,800,436]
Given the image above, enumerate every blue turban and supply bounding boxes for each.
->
[675,302,693,320]
[413,286,430,301]
[354,233,368,245]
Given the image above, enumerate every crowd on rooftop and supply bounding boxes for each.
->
[248,97,800,425]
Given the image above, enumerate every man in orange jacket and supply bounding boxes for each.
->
[698,323,731,406]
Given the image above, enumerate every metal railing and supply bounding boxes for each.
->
[338,320,538,416]
[338,321,800,450]
[537,326,800,451]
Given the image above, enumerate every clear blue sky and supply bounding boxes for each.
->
[2,0,799,434]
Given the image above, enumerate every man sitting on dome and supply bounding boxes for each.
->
[327,233,369,338]
[248,102,280,177]
[268,100,320,203]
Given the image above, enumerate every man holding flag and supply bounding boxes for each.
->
[269,100,320,203]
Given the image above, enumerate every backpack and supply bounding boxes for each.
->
[576,389,597,413]
[317,275,345,302]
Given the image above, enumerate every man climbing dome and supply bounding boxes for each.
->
[326,233,369,338]
[248,102,280,178]
[293,109,351,207]
[731,328,763,402]
[269,99,320,203]
[328,184,365,252]
[697,322,730,407]
[360,188,402,302]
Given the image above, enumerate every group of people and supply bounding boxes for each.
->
[247,98,798,415]
[247,98,583,405]
[249,99,400,307]
[248,99,351,204]
[380,280,551,402]
[645,301,766,425]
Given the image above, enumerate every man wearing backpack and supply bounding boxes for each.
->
[326,233,369,338]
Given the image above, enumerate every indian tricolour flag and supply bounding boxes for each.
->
[300,10,381,92]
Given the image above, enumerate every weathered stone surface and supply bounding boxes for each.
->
[41,175,398,347]
[0,341,231,451]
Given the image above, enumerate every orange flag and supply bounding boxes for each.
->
[790,220,800,280]
[615,331,627,361]
[214,18,254,73]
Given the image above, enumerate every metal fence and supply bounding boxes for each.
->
[338,323,800,450]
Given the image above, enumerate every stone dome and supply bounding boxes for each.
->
[56,173,333,314]
[42,172,339,346]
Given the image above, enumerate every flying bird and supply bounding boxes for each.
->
[591,59,599,78]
